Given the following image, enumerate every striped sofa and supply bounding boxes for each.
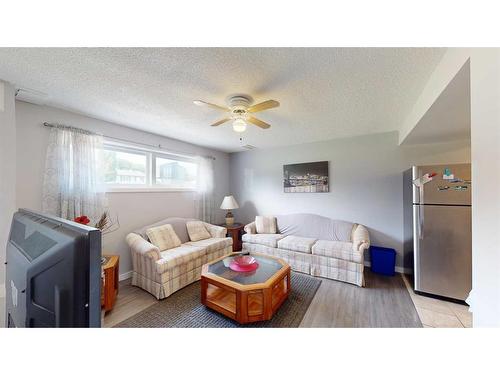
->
[243,214,370,287]
[126,217,232,299]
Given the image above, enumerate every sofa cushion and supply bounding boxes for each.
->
[185,237,232,254]
[204,223,227,238]
[135,217,195,244]
[186,221,211,242]
[146,224,182,251]
[157,244,206,273]
[312,240,362,263]
[242,233,285,248]
[255,216,277,234]
[277,235,316,254]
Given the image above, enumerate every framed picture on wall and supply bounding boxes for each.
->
[283,161,329,193]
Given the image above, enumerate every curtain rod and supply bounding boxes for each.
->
[42,122,216,160]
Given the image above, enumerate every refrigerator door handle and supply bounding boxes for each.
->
[414,203,424,240]
[419,204,424,240]
[414,183,425,239]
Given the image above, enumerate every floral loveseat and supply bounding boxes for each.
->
[243,213,370,286]
[126,217,232,299]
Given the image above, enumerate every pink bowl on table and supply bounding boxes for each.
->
[229,255,259,272]
[232,255,257,266]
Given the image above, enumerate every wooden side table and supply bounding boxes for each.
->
[218,223,245,252]
[101,255,119,313]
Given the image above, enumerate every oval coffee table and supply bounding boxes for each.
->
[201,253,291,324]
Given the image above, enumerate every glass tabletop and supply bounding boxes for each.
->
[207,254,283,285]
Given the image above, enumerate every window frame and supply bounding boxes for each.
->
[103,141,198,193]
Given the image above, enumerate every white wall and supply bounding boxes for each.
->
[469,49,500,327]
[15,101,230,278]
[0,81,16,326]
[399,49,471,144]
[229,131,470,271]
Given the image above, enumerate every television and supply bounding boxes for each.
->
[5,209,101,327]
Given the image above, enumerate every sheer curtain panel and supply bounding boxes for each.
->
[195,156,215,223]
[42,125,106,223]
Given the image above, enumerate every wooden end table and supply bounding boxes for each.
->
[101,255,119,313]
[218,223,245,252]
[201,253,291,324]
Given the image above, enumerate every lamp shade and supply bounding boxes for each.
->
[220,195,239,210]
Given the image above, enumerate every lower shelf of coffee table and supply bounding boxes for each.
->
[206,284,237,315]
[202,271,290,324]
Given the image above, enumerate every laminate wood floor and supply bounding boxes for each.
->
[102,280,157,328]
[103,270,422,328]
[300,270,421,327]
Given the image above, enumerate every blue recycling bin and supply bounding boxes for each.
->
[369,246,396,276]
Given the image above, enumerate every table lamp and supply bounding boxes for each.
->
[220,195,239,226]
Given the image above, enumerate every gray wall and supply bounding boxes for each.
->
[229,131,471,271]
[15,101,230,278]
[0,81,16,325]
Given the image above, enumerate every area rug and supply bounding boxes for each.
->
[115,272,321,328]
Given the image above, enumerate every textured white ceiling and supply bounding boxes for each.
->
[402,60,470,145]
[0,48,445,152]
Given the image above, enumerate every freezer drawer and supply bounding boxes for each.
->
[414,204,472,300]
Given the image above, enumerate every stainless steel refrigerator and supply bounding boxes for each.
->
[403,163,472,301]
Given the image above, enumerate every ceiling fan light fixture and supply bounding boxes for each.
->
[232,118,247,133]
[194,94,278,131]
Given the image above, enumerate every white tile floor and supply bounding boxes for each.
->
[402,274,472,328]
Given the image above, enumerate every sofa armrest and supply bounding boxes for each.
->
[126,233,161,261]
[352,224,370,253]
[244,222,256,234]
[203,222,227,238]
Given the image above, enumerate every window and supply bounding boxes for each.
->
[155,156,197,189]
[104,147,148,185]
[103,142,198,191]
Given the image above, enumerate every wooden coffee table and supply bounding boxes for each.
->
[201,253,291,324]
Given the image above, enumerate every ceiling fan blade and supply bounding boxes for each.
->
[210,118,231,127]
[247,100,280,113]
[193,100,229,112]
[247,116,271,129]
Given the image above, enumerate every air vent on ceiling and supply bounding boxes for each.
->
[241,144,257,150]
[15,88,49,106]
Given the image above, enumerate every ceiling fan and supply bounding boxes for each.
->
[194,94,279,132]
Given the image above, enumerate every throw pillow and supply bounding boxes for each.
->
[255,216,277,234]
[186,221,211,242]
[146,224,182,251]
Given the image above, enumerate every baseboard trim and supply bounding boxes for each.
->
[0,283,5,299]
[364,261,412,275]
[119,271,133,281]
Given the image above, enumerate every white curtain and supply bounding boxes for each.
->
[195,156,215,223]
[42,125,106,224]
